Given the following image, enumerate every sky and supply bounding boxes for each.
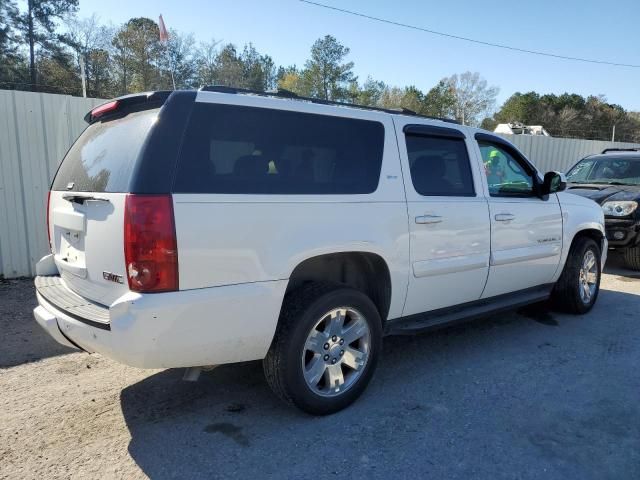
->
[75,0,640,111]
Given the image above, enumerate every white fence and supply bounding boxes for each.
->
[1,89,639,278]
[496,133,640,173]
[0,90,104,278]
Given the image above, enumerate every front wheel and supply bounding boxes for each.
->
[263,283,382,415]
[551,237,601,314]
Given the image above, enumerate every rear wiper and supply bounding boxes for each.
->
[62,194,110,205]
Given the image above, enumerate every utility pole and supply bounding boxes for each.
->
[169,63,176,91]
[79,57,87,98]
[27,0,36,90]
[612,124,616,142]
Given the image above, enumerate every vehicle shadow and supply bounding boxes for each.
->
[121,288,640,479]
[0,278,74,368]
[604,251,640,280]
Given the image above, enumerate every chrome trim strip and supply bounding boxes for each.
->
[490,244,561,266]
[413,254,489,278]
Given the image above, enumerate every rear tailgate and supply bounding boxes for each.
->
[49,191,128,305]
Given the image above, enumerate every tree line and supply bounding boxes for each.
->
[483,92,640,142]
[1,0,639,141]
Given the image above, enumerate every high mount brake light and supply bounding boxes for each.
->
[90,100,119,119]
[124,194,179,293]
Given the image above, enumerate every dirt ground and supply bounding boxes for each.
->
[1,253,639,480]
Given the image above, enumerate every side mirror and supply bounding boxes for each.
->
[542,171,567,195]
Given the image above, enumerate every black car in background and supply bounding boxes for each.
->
[566,148,640,270]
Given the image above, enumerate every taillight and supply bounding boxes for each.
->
[124,194,178,293]
[46,191,52,253]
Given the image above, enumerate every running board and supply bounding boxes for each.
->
[387,284,554,335]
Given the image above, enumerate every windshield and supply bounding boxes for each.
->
[52,109,159,192]
[566,156,640,186]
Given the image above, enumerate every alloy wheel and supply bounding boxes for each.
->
[301,307,371,397]
[578,249,598,304]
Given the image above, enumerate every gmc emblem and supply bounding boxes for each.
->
[103,271,124,284]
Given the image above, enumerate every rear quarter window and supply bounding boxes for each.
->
[52,109,159,192]
[173,103,385,194]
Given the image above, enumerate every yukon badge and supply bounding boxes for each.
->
[537,237,560,244]
[103,271,124,284]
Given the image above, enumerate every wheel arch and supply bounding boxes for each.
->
[284,251,393,325]
[553,219,606,283]
[571,227,605,251]
[568,219,606,262]
[551,227,603,314]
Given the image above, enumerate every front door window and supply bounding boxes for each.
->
[478,142,534,196]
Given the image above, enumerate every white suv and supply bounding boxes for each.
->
[34,87,606,414]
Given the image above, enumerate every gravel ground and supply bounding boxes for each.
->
[1,253,639,480]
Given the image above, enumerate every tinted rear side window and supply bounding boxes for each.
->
[173,103,385,194]
[52,109,159,192]
[406,134,475,196]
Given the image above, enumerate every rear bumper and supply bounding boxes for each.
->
[34,276,287,368]
[33,305,78,350]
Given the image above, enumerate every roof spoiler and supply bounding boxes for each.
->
[601,147,640,154]
[84,91,172,124]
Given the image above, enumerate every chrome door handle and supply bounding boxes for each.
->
[415,215,443,224]
[495,213,515,222]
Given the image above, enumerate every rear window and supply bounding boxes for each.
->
[173,103,385,194]
[52,109,159,192]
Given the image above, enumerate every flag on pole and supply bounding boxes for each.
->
[159,14,169,43]
[159,14,176,90]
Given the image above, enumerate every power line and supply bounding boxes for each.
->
[299,0,640,69]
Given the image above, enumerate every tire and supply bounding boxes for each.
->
[551,236,601,314]
[623,246,640,271]
[263,283,382,415]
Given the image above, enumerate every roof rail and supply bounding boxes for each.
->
[601,147,640,154]
[199,85,459,124]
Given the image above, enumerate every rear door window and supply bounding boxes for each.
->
[173,103,385,194]
[405,134,475,196]
[52,109,159,192]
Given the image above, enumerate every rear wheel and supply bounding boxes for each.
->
[551,237,601,314]
[264,283,382,415]
[622,246,640,271]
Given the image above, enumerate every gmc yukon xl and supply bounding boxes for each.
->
[34,87,606,414]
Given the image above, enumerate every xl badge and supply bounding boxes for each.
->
[103,271,124,284]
